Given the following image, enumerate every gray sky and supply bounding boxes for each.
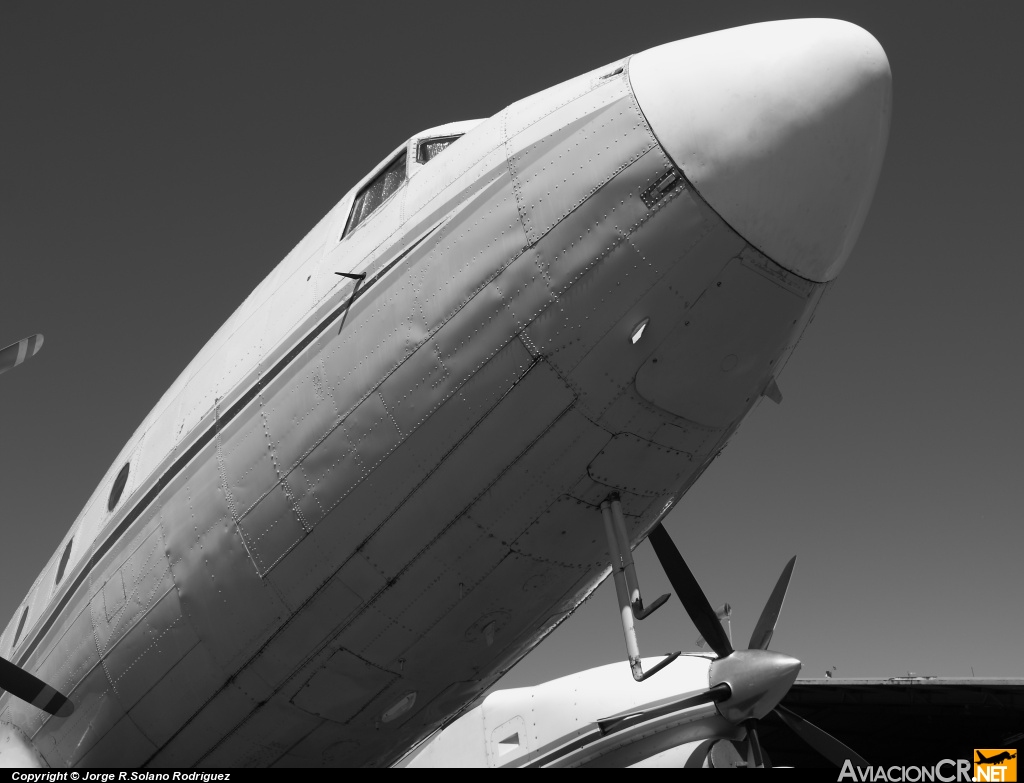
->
[2,1,1021,691]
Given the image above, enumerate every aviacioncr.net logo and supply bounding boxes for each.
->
[838,759,973,782]
[974,749,1017,782]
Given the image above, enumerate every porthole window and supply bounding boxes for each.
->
[55,538,73,586]
[12,606,28,649]
[108,462,129,511]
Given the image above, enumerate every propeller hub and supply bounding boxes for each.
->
[710,649,801,723]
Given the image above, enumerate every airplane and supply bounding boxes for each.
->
[0,18,892,767]
[977,752,1017,765]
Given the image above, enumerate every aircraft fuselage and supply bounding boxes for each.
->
[0,19,890,768]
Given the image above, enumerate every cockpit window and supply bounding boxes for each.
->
[344,151,407,236]
[417,134,463,164]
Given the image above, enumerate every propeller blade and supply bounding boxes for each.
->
[748,556,797,650]
[597,682,731,735]
[0,656,73,717]
[0,334,44,377]
[746,720,771,769]
[648,524,734,658]
[774,703,868,768]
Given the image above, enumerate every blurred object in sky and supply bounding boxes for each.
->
[0,334,44,377]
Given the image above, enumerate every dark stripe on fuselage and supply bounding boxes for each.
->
[12,202,466,671]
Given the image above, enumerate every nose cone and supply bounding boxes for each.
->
[629,19,891,282]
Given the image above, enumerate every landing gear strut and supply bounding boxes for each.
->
[600,493,678,681]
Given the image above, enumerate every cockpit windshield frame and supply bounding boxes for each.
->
[342,149,408,238]
[339,121,485,243]
[416,134,463,164]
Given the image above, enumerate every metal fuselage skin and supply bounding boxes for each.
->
[1,56,828,767]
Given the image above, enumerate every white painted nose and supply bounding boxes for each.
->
[629,19,891,282]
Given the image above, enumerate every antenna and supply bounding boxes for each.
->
[695,603,732,649]
[718,603,733,646]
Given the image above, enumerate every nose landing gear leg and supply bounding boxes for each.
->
[600,493,678,682]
